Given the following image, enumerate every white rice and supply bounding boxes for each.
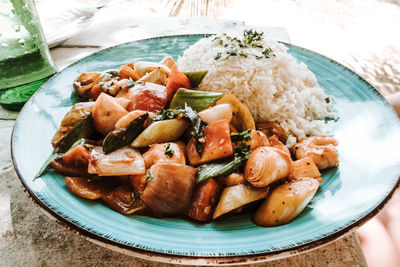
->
[178,33,336,146]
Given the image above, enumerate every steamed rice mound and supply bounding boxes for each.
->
[177,33,335,143]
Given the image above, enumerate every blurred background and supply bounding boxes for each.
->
[36,0,400,96]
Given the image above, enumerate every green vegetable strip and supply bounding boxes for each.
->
[103,113,148,154]
[56,114,94,154]
[34,114,94,180]
[169,88,223,112]
[182,70,208,88]
[184,104,207,155]
[196,151,252,183]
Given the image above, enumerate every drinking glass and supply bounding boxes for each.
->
[0,0,57,111]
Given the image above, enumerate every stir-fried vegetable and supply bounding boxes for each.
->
[186,178,220,222]
[41,54,339,227]
[88,146,145,176]
[213,184,269,219]
[102,185,146,215]
[51,102,94,147]
[198,104,232,125]
[35,114,94,179]
[131,119,189,147]
[166,69,192,102]
[253,178,319,226]
[141,163,196,215]
[64,176,111,200]
[216,94,255,132]
[169,88,224,111]
[187,119,234,166]
[183,70,208,88]
[195,150,251,183]
[103,113,148,154]
[92,93,128,135]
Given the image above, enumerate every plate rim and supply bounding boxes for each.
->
[11,33,400,264]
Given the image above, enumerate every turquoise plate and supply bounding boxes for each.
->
[11,35,400,264]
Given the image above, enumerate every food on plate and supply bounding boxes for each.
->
[178,30,336,146]
[36,30,339,227]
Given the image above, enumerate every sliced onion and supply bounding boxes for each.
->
[141,162,196,215]
[198,104,232,124]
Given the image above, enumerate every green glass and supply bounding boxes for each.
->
[0,0,57,110]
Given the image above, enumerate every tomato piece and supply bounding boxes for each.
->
[166,69,191,102]
[127,83,167,112]
[187,120,234,166]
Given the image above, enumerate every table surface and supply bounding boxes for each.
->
[4,0,400,265]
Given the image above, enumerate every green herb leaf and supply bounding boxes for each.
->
[230,129,253,143]
[164,143,174,158]
[196,151,252,183]
[184,103,207,155]
[103,113,148,154]
[146,169,153,181]
[34,114,94,180]
[150,108,185,122]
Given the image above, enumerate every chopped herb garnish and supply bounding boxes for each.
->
[231,129,253,142]
[234,142,251,157]
[149,104,207,156]
[325,97,331,103]
[213,29,275,60]
[184,103,207,155]
[150,108,185,122]
[164,143,174,158]
[214,52,222,60]
[146,169,153,181]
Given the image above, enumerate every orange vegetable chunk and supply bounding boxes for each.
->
[143,142,186,168]
[186,178,221,222]
[166,69,191,102]
[187,120,234,166]
[62,144,90,168]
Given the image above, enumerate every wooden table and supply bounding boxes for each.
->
[0,2,373,266]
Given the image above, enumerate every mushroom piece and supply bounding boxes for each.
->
[73,72,104,99]
[102,185,146,215]
[133,61,171,78]
[51,102,94,147]
[138,69,168,86]
[253,177,319,227]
